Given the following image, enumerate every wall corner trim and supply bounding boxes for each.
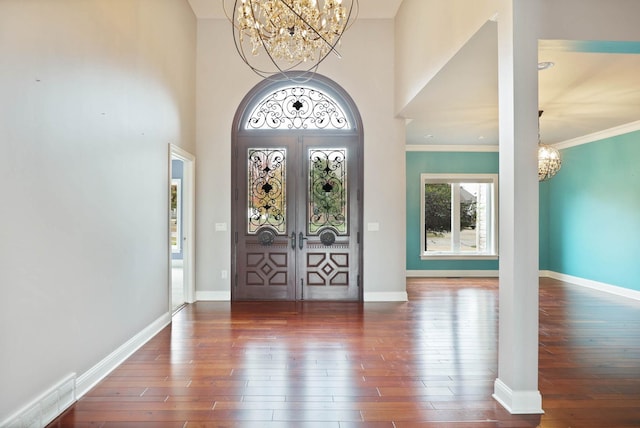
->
[76,312,172,398]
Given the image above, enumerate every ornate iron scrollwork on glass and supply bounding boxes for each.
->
[247,87,349,130]
[308,148,347,235]
[248,148,286,234]
[257,228,276,246]
[319,228,337,246]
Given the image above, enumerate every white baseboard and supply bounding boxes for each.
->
[541,271,640,302]
[364,291,408,302]
[0,373,76,428]
[407,270,640,302]
[493,379,544,414]
[197,290,406,302]
[1,312,171,428]
[196,290,231,301]
[76,312,171,398]
[406,270,499,278]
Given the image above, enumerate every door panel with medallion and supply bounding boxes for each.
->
[233,135,360,301]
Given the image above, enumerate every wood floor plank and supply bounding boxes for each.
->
[48,278,640,427]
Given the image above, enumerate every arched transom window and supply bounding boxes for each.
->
[245,85,352,131]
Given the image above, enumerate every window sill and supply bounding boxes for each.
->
[421,254,499,261]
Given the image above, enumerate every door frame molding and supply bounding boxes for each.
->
[169,144,196,306]
[231,72,364,301]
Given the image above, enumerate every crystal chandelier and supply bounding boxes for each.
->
[224,0,358,79]
[538,144,562,181]
[537,111,562,181]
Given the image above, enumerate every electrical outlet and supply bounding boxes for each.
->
[221,270,228,279]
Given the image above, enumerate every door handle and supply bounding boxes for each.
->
[298,232,308,250]
[290,232,296,250]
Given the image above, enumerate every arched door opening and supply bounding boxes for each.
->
[231,74,363,301]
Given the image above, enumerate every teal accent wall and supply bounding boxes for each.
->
[407,132,639,291]
[406,151,499,271]
[539,181,551,271]
[541,40,640,54]
[547,131,640,292]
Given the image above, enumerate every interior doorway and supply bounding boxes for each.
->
[169,144,195,312]
[231,73,363,301]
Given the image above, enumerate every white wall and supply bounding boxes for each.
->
[195,19,406,299]
[394,0,640,118]
[0,0,196,420]
[394,0,498,115]
[539,0,640,41]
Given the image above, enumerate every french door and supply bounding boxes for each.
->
[233,134,361,301]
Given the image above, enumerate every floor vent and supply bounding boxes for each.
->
[2,373,76,428]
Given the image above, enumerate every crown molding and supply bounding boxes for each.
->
[406,144,499,152]
[553,120,640,150]
[406,121,640,152]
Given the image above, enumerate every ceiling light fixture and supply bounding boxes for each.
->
[537,110,562,181]
[224,0,358,80]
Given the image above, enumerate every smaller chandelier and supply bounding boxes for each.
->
[224,0,358,79]
[537,110,562,182]
[538,143,562,181]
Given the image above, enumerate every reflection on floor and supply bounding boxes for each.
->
[47,278,640,427]
[171,258,185,311]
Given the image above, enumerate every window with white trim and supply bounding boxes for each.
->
[420,174,498,259]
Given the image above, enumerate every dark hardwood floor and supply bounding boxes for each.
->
[48,277,640,427]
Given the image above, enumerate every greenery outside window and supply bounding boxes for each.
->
[171,178,182,254]
[420,174,498,260]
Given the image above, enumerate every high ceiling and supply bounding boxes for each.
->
[189,1,640,147]
[188,0,403,20]
[402,21,640,146]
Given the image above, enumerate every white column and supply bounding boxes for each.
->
[493,0,544,414]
